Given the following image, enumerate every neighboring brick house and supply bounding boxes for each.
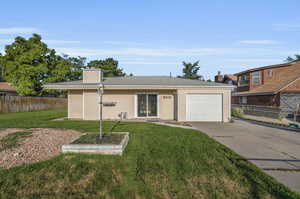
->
[0,82,17,96]
[215,71,237,85]
[232,60,300,114]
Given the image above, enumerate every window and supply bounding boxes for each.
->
[239,74,249,86]
[240,96,247,104]
[137,94,158,117]
[252,71,261,85]
[268,70,273,77]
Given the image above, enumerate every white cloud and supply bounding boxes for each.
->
[0,27,39,35]
[229,58,282,63]
[0,39,80,45]
[239,40,279,45]
[56,46,299,58]
[273,23,300,31]
[102,41,143,46]
[0,39,13,44]
[121,61,179,65]
[56,47,237,57]
[43,40,80,45]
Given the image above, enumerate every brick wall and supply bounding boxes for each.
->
[232,94,279,106]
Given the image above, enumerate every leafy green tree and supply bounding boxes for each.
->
[285,54,300,62]
[1,34,86,96]
[2,34,52,96]
[180,61,203,80]
[41,54,86,97]
[44,54,86,83]
[87,58,125,77]
[0,54,4,82]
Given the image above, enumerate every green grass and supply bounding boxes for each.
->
[0,109,299,199]
[0,131,32,152]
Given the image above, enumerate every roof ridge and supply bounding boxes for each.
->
[235,62,292,75]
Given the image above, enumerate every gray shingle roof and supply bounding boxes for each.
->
[44,76,234,88]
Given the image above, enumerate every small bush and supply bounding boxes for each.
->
[278,113,287,121]
[232,107,244,117]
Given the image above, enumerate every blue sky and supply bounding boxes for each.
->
[1,0,300,79]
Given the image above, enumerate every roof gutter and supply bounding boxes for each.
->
[43,84,235,90]
[232,92,275,96]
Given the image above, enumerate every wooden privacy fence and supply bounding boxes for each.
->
[0,96,67,113]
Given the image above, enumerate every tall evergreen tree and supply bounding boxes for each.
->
[180,61,203,80]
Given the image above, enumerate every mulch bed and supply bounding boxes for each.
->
[71,133,125,145]
[0,128,81,169]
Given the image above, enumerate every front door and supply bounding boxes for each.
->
[137,94,158,117]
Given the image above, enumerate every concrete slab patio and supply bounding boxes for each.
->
[190,119,300,193]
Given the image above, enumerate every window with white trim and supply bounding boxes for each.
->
[268,70,273,77]
[252,72,261,85]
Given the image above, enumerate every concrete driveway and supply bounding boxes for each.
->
[190,119,300,193]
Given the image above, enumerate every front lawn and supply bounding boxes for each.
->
[0,109,299,199]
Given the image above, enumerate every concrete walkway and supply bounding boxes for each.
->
[190,119,300,193]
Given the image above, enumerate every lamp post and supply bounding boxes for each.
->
[98,83,104,140]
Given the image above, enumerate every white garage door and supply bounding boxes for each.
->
[187,94,223,121]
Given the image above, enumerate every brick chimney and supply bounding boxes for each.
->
[83,67,102,83]
[214,71,223,83]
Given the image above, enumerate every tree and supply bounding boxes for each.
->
[41,54,86,97]
[180,61,203,80]
[44,54,86,83]
[1,34,52,96]
[1,34,86,96]
[87,58,125,77]
[0,53,4,82]
[285,54,300,62]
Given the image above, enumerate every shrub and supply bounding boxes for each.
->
[232,107,244,117]
[278,113,287,121]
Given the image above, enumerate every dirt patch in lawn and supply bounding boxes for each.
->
[71,133,124,145]
[0,128,81,169]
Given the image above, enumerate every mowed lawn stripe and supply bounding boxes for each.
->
[0,109,299,199]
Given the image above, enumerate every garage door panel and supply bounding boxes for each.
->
[187,94,223,122]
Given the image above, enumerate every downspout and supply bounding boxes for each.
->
[98,83,104,140]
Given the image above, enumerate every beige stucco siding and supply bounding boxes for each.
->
[68,90,83,119]
[177,88,232,122]
[102,90,135,119]
[83,70,101,83]
[68,87,231,122]
[80,89,176,120]
[159,90,175,120]
[83,90,99,120]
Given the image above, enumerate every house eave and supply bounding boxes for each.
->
[234,63,292,76]
[232,92,275,96]
[43,84,235,90]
